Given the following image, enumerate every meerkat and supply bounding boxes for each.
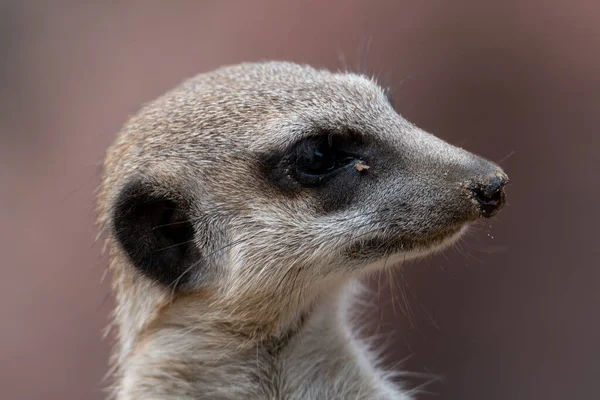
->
[97,61,508,399]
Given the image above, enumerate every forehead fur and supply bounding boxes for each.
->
[99,62,395,207]
[142,62,391,147]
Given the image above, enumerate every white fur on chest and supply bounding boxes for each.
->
[278,281,412,399]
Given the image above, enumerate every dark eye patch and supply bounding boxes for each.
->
[258,130,369,213]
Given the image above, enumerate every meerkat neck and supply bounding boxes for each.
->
[113,276,409,399]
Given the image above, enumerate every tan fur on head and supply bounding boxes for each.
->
[98,62,508,399]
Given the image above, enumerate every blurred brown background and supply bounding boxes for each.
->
[1,1,598,399]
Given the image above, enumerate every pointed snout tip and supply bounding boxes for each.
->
[467,169,509,218]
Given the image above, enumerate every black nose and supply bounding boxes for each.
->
[469,173,509,218]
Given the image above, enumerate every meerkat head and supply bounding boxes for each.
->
[99,61,507,330]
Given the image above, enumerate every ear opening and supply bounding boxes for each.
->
[112,180,202,289]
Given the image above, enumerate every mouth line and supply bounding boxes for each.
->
[406,224,466,248]
[343,223,468,264]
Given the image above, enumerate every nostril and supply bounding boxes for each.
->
[469,174,508,218]
[473,186,504,217]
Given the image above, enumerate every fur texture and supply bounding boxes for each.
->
[97,62,508,399]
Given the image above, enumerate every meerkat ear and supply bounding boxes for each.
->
[111,180,202,289]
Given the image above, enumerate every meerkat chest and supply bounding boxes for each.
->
[119,294,410,399]
[269,306,410,399]
[236,330,403,399]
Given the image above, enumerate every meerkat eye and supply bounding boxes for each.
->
[293,135,358,185]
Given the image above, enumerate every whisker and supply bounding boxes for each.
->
[377,268,384,325]
[362,35,373,76]
[167,233,254,293]
[96,290,112,312]
[405,375,443,396]
[152,218,196,230]
[496,149,516,165]
[387,267,399,320]
[154,239,196,252]
[337,46,348,72]
[398,271,414,321]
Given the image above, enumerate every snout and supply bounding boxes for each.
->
[465,171,509,218]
